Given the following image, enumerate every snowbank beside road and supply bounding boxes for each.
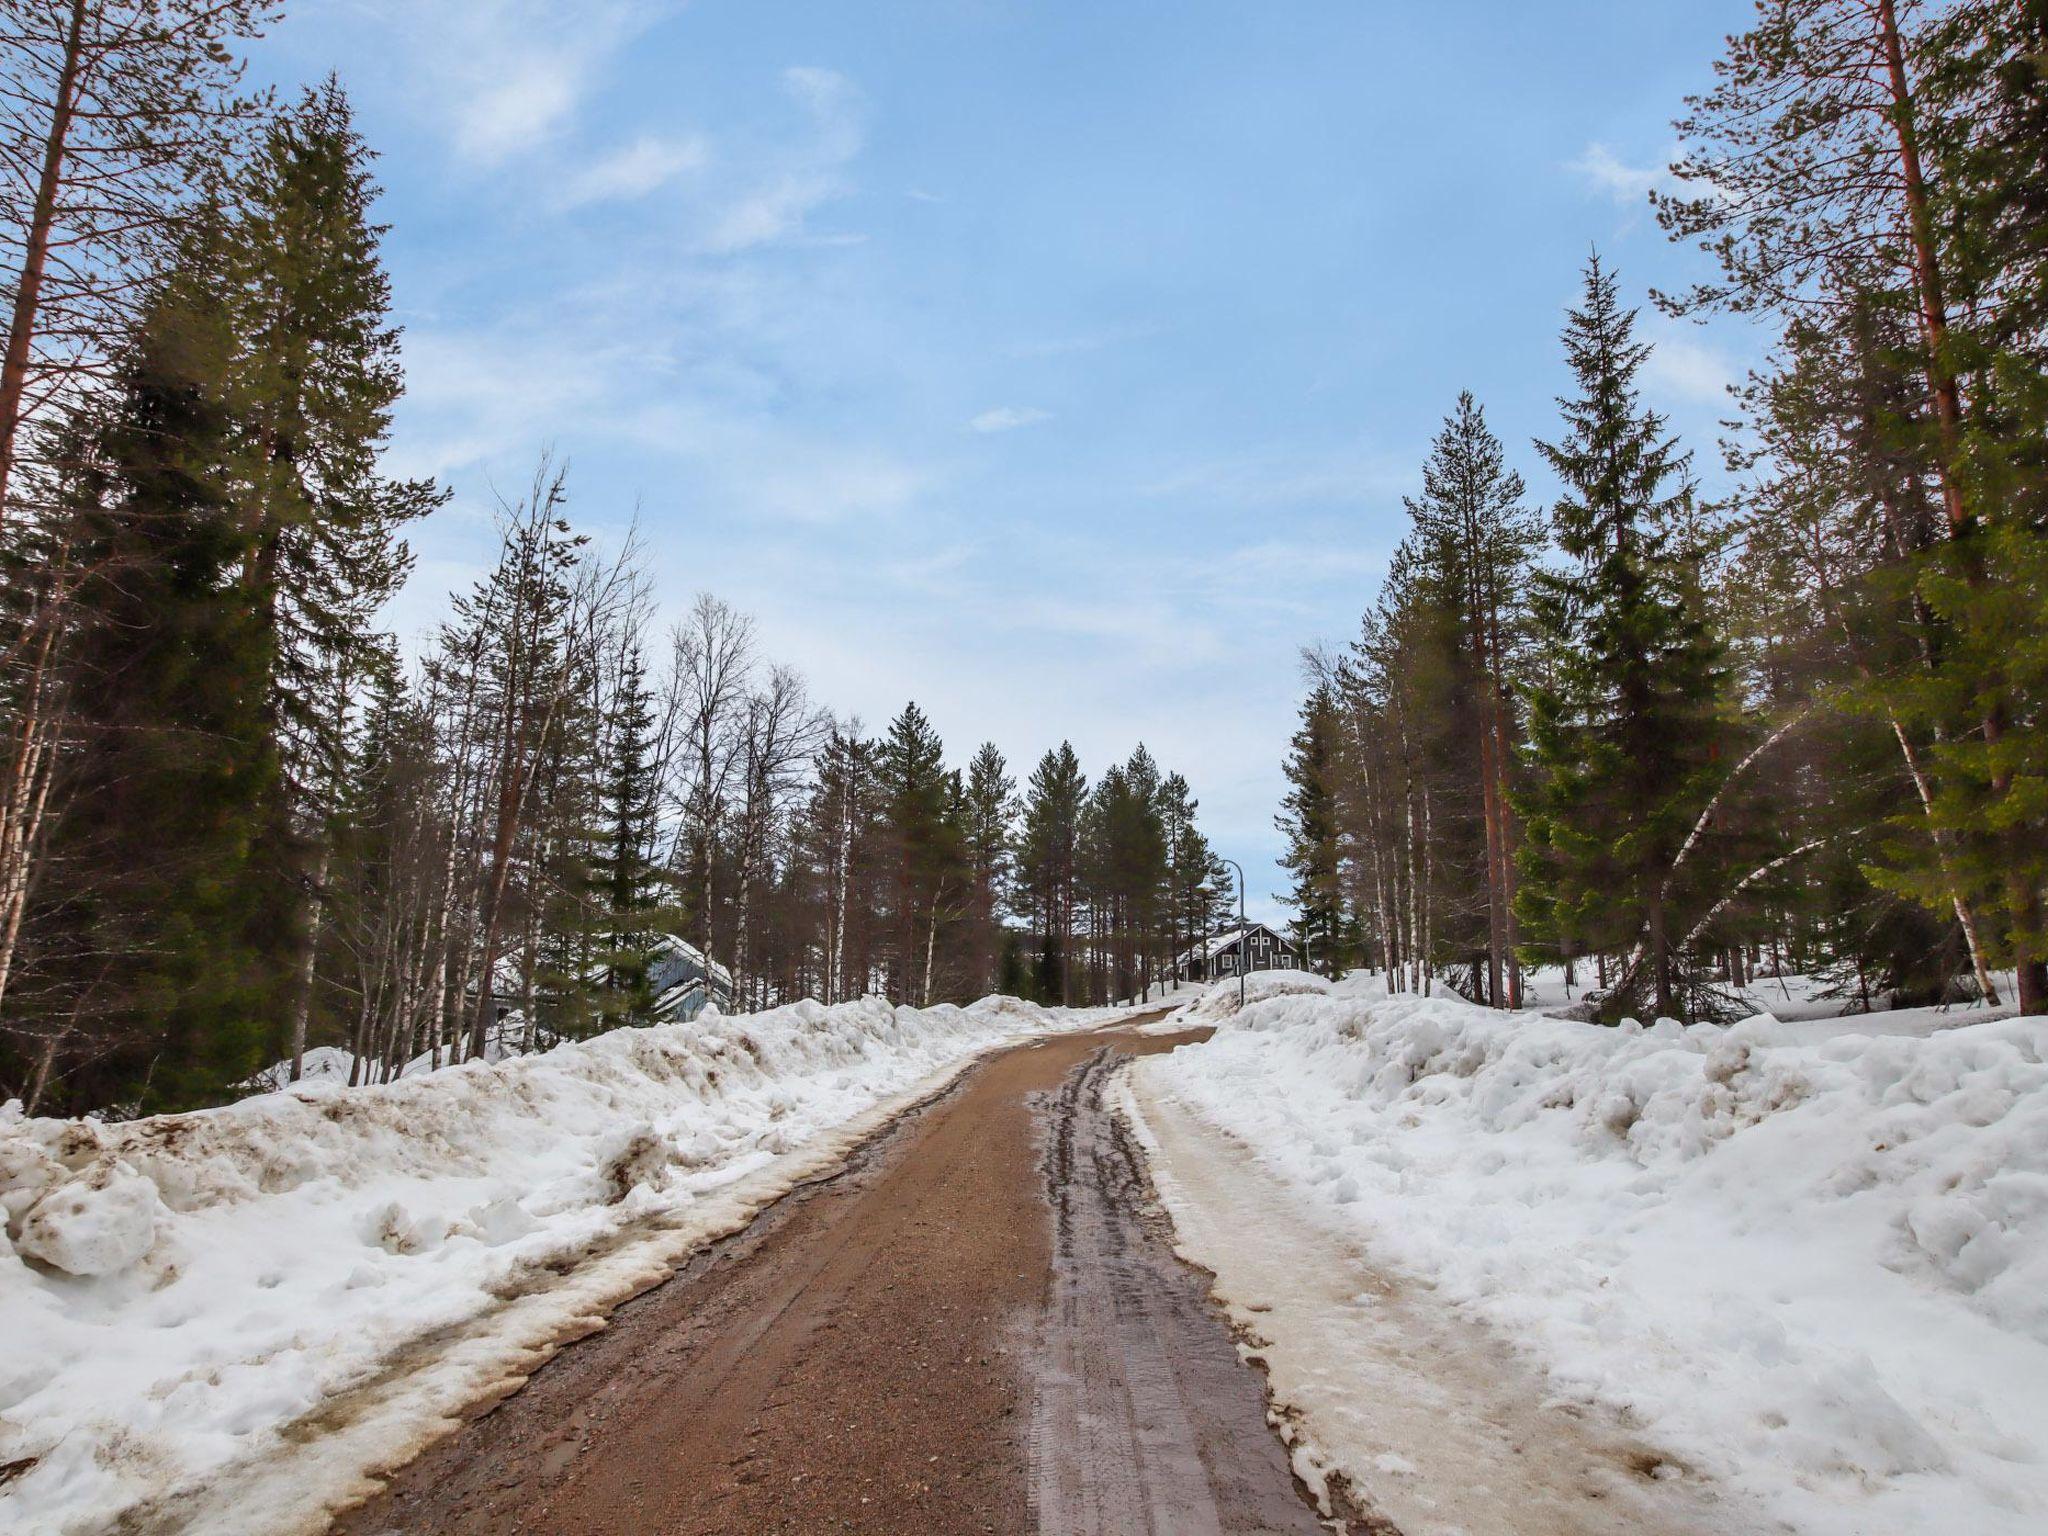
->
[0,994,1107,1535]
[1135,986,2048,1535]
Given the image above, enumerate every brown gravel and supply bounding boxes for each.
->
[331,1021,1340,1536]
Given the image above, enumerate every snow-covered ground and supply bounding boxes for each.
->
[0,994,1120,1536]
[1131,972,2048,1535]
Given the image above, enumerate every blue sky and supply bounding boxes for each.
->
[253,0,1758,923]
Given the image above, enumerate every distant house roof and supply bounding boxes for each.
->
[1173,921,1297,969]
[645,933,734,990]
[584,931,735,991]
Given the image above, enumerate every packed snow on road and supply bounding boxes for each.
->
[0,995,1116,1535]
[1132,971,2048,1535]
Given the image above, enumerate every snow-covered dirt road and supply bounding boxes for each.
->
[329,1020,1342,1536]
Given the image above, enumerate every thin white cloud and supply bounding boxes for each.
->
[705,172,844,252]
[781,66,863,159]
[1644,328,1738,406]
[561,133,709,208]
[969,405,1052,434]
[702,67,866,252]
[1568,141,1672,204]
[457,55,581,162]
[374,0,663,167]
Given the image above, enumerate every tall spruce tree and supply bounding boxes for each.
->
[1278,685,1344,975]
[1517,256,1731,1020]
[876,703,962,1004]
[961,742,1015,996]
[1016,743,1086,1004]
[40,230,286,1110]
[1160,771,1229,976]
[231,80,443,1076]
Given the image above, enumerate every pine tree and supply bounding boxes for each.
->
[1405,393,1543,1005]
[1517,256,1732,1020]
[876,703,962,1004]
[1117,745,1168,995]
[1016,743,1086,1004]
[961,742,1015,996]
[1278,685,1344,976]
[0,0,277,519]
[1903,0,2048,1012]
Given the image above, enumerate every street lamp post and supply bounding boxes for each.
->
[1222,857,1246,1013]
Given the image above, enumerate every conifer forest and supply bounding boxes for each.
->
[0,0,2044,1123]
[1278,0,2048,1028]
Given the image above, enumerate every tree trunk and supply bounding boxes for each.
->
[1875,0,1967,534]
[24,1028,60,1116]
[2007,878,2047,1016]
[286,841,332,1082]
[0,616,64,1015]
[1648,888,1673,1019]
[0,0,88,520]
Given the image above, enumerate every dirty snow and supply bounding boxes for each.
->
[1121,1072,1749,1535]
[1133,974,2048,1536]
[0,994,1114,1535]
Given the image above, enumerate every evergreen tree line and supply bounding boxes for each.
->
[0,5,1236,1115]
[291,527,1231,1116]
[1279,0,2048,1023]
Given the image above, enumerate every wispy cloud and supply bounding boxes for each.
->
[1644,324,1740,407]
[1568,141,1673,204]
[969,405,1052,434]
[561,132,709,208]
[376,0,663,167]
[702,67,866,253]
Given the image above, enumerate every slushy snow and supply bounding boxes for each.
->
[1135,972,2048,1535]
[0,994,1112,1535]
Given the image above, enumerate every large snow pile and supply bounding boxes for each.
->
[1138,988,2048,1535]
[1173,967,1331,1022]
[0,994,1101,1534]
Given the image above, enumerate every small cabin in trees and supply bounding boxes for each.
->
[1172,922,1304,983]
[642,935,735,1022]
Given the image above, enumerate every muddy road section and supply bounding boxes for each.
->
[334,1021,1341,1536]
[1030,1043,1341,1536]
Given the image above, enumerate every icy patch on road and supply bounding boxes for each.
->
[1136,987,2048,1535]
[0,995,1115,1535]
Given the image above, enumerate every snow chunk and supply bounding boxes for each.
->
[16,1160,160,1276]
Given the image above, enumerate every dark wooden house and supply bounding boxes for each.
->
[1172,922,1304,983]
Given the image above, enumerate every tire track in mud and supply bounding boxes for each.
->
[1028,1044,1356,1535]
